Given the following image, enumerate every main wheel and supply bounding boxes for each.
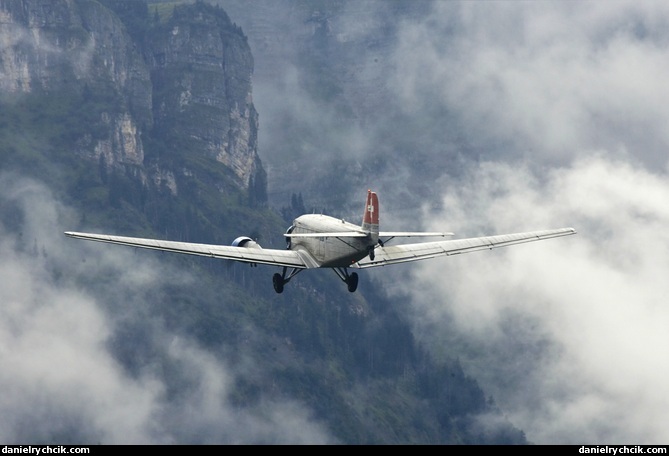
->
[272,273,284,294]
[347,272,359,293]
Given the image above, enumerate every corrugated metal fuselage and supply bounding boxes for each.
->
[290,214,376,267]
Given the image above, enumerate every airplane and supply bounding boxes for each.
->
[64,189,576,294]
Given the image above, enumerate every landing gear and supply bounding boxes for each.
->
[272,273,284,294]
[347,272,359,292]
[334,268,359,293]
[272,266,302,294]
[273,267,359,293]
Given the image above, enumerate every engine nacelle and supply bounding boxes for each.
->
[231,236,262,249]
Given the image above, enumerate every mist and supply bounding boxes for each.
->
[411,157,669,444]
[395,1,669,444]
[0,173,334,444]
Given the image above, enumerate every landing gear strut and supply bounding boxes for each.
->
[273,267,359,293]
[272,266,302,294]
[334,268,359,293]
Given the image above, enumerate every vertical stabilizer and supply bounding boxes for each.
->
[361,190,379,235]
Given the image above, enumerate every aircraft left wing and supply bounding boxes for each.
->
[353,227,576,268]
[64,231,312,268]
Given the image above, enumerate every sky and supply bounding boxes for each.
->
[2,0,669,445]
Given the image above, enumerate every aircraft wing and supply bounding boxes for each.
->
[64,231,312,268]
[353,227,576,269]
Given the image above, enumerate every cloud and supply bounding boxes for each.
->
[0,174,334,444]
[384,1,669,443]
[407,157,669,444]
[390,0,669,169]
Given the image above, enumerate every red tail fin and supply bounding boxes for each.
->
[362,190,379,234]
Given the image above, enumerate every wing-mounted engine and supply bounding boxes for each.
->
[232,236,262,249]
[232,236,262,267]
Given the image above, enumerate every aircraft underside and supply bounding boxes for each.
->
[268,234,372,293]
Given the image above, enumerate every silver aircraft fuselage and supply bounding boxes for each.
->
[289,214,376,267]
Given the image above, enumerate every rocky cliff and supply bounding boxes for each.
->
[0,0,265,201]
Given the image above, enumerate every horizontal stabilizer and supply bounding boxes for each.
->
[379,231,454,238]
[284,231,368,238]
[285,231,454,239]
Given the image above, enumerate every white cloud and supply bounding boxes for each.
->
[391,1,669,168]
[408,156,669,444]
[0,174,334,444]
[0,224,161,443]
[380,0,669,444]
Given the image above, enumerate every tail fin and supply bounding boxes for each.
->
[361,189,379,234]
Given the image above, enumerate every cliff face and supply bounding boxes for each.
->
[0,0,264,199]
[0,0,151,169]
[148,2,261,190]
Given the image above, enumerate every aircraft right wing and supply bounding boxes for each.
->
[64,231,314,268]
[353,227,576,268]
